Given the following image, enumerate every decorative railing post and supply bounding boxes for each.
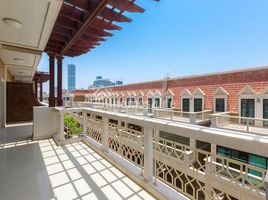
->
[143,126,154,182]
[205,160,213,200]
[265,170,268,200]
[82,110,87,138]
[211,114,217,128]
[189,112,196,124]
[59,110,65,141]
[246,118,250,132]
[101,116,109,153]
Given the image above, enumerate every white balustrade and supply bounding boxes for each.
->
[52,107,267,200]
[211,112,268,135]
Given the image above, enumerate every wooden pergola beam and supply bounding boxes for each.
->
[60,0,109,56]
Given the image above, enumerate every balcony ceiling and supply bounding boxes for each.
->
[0,0,63,82]
[45,0,159,57]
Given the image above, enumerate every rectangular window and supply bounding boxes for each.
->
[194,98,203,112]
[139,98,143,106]
[167,98,172,108]
[131,98,135,106]
[241,99,255,124]
[148,98,153,108]
[231,150,248,163]
[241,99,255,118]
[217,146,268,177]
[155,98,160,107]
[127,98,130,106]
[217,146,231,158]
[182,98,190,112]
[215,98,225,112]
[263,99,268,126]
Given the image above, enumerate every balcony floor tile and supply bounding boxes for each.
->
[0,125,156,200]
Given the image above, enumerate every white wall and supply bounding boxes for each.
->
[0,79,5,127]
[33,106,58,140]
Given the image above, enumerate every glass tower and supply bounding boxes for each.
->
[67,64,76,91]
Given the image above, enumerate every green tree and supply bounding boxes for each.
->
[64,115,82,138]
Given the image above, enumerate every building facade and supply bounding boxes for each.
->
[67,64,76,91]
[72,67,268,119]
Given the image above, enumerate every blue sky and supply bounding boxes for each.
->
[38,0,268,91]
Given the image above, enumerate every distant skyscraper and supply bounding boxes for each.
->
[67,64,76,91]
[91,76,123,88]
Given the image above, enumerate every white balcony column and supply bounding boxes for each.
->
[265,171,268,200]
[189,112,196,124]
[211,143,217,155]
[185,138,196,163]
[210,114,217,128]
[210,143,217,172]
[59,110,65,141]
[82,110,87,137]
[101,116,109,153]
[143,126,154,182]
[204,158,213,200]
[154,128,159,138]
[190,138,196,149]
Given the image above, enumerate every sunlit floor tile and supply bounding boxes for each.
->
[73,179,92,196]
[67,168,82,181]
[50,171,70,187]
[53,183,78,200]
[46,163,64,175]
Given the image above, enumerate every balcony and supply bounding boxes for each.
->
[0,125,157,200]
[211,112,268,136]
[31,106,268,200]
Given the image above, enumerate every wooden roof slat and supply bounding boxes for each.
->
[85,27,113,37]
[46,43,63,49]
[73,40,100,47]
[47,39,65,46]
[64,0,100,14]
[53,26,73,37]
[91,18,121,30]
[49,32,69,43]
[99,7,132,22]
[108,0,144,13]
[55,15,78,31]
[60,0,108,56]
[61,3,84,23]
[45,47,61,54]
[80,34,106,42]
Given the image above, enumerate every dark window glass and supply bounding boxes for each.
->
[167,98,172,108]
[241,99,255,124]
[249,154,267,169]
[127,98,130,106]
[217,146,231,158]
[232,150,248,163]
[241,99,255,118]
[155,98,160,107]
[194,98,202,112]
[182,98,190,112]
[139,98,143,106]
[215,98,225,112]
[148,98,153,108]
[263,99,268,126]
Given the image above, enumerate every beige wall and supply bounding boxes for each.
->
[0,58,13,82]
[0,58,5,80]
[6,69,13,82]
